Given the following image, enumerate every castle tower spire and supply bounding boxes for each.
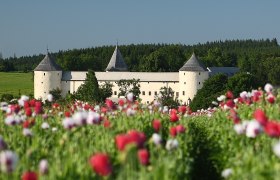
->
[105,45,128,72]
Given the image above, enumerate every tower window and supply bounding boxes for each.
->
[149,91,151,96]
[154,91,157,96]
[114,91,117,95]
[183,91,185,95]
[142,91,145,95]
[176,92,179,97]
[184,82,186,84]
[199,72,201,75]
[184,73,185,75]
[199,82,201,85]
[41,82,43,84]
[148,82,149,84]
[44,73,45,76]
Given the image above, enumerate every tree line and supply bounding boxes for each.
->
[1,38,280,85]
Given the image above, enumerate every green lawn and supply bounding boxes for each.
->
[0,72,33,97]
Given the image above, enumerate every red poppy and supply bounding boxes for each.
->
[254,109,268,126]
[29,99,36,107]
[138,149,150,166]
[35,101,42,108]
[176,125,186,134]
[103,119,111,128]
[84,104,91,110]
[267,95,275,104]
[264,121,280,138]
[169,127,177,137]
[22,120,30,128]
[152,119,161,132]
[64,111,71,117]
[89,153,112,176]
[170,113,179,122]
[178,106,187,114]
[25,108,32,117]
[105,99,115,110]
[34,106,42,114]
[115,130,146,151]
[118,99,125,106]
[225,100,235,108]
[24,101,30,108]
[226,91,234,99]
[115,134,130,151]
[21,171,38,180]
[52,103,60,109]
[127,130,146,148]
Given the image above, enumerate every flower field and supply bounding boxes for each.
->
[0,85,280,179]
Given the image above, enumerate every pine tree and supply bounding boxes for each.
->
[75,69,101,102]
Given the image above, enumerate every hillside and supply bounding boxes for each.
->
[1,38,280,85]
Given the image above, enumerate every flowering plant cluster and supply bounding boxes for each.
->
[0,85,279,179]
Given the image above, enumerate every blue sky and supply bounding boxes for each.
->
[0,0,279,58]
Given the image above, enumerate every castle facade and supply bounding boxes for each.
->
[34,46,238,104]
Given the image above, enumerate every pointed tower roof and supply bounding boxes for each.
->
[179,53,207,71]
[34,53,62,71]
[105,46,128,71]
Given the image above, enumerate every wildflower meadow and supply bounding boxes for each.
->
[0,84,280,179]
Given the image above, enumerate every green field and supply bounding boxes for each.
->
[0,72,33,97]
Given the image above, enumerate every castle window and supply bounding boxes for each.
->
[184,82,186,84]
[149,91,151,96]
[199,82,201,85]
[199,72,201,75]
[148,82,149,84]
[58,73,59,76]
[147,101,149,104]
[114,91,117,95]
[184,73,185,75]
[142,91,145,95]
[41,82,43,84]
[183,91,185,96]
[176,92,179,97]
[44,73,45,76]
[68,91,70,94]
[44,92,46,94]
[154,91,157,96]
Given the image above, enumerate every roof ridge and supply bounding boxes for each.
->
[34,53,62,71]
[105,46,128,71]
[179,53,207,71]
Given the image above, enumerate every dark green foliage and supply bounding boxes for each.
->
[226,72,260,96]
[0,93,14,102]
[49,88,62,101]
[2,39,280,85]
[116,79,140,98]
[75,69,101,103]
[158,87,179,108]
[190,74,228,111]
[0,60,15,71]
[99,82,113,101]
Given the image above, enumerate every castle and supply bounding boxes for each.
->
[34,46,238,104]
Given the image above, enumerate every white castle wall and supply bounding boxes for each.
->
[34,71,62,100]
[61,79,179,103]
[179,71,209,104]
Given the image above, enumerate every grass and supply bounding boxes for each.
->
[0,72,33,97]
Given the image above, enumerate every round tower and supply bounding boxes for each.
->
[179,53,209,104]
[34,52,62,100]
